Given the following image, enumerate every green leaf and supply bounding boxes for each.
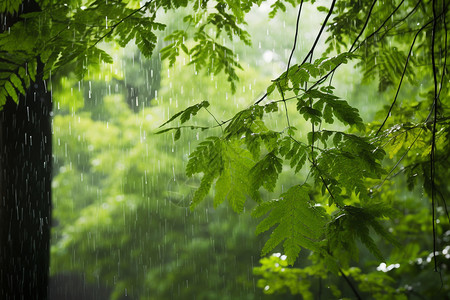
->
[186,136,222,177]
[253,185,327,265]
[313,133,386,201]
[328,205,399,262]
[301,89,364,129]
[4,81,17,102]
[214,140,255,212]
[9,73,25,95]
[0,88,7,107]
[187,137,223,209]
[159,101,210,128]
[225,105,264,138]
[27,59,37,82]
[266,82,276,95]
[174,128,181,141]
[249,152,282,192]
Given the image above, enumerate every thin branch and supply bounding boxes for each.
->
[254,92,267,105]
[278,82,292,133]
[254,1,304,106]
[430,0,439,273]
[285,1,304,75]
[375,19,433,136]
[435,0,449,227]
[91,1,153,48]
[301,0,337,65]
[436,188,450,223]
[280,2,303,133]
[204,107,223,132]
[349,0,379,52]
[339,269,362,300]
[373,128,423,190]
[353,0,407,52]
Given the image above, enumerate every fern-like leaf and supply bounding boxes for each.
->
[252,185,328,265]
[187,137,223,209]
[311,132,386,202]
[299,88,364,129]
[327,204,399,262]
[279,137,308,173]
[187,138,255,212]
[159,101,210,128]
[249,152,282,192]
[214,140,255,212]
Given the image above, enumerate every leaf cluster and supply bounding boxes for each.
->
[252,185,327,265]
[186,137,258,213]
[266,52,357,96]
[327,204,399,264]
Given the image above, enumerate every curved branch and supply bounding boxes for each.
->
[301,0,337,65]
[375,19,433,136]
[91,1,153,48]
[349,0,379,52]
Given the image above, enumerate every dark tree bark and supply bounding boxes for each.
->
[0,1,52,299]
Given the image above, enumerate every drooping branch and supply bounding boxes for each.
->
[301,0,337,65]
[430,0,439,273]
[285,1,304,74]
[349,0,379,52]
[91,0,153,48]
[282,1,303,132]
[375,19,432,136]
[339,269,362,300]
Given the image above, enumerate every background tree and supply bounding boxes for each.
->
[0,0,255,298]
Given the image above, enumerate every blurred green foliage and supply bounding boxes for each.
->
[45,1,450,299]
[50,41,299,299]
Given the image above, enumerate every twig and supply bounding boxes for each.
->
[349,0,379,52]
[301,0,337,65]
[375,19,433,136]
[353,0,407,52]
[339,268,362,300]
[91,1,153,48]
[373,128,423,190]
[204,107,223,132]
[286,1,304,75]
[430,0,439,273]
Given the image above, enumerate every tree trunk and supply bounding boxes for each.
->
[0,1,52,299]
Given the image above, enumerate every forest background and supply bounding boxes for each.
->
[0,0,449,299]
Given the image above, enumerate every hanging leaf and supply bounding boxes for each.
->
[252,185,328,265]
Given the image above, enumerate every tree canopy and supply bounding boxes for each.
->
[1,0,449,299]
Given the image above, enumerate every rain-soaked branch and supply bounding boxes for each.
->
[353,0,408,52]
[255,0,335,106]
[375,19,432,136]
[91,1,153,48]
[436,0,449,225]
[278,82,292,134]
[340,269,362,300]
[349,0,378,52]
[204,107,223,132]
[280,2,303,133]
[430,0,439,273]
[301,0,336,65]
[286,1,304,75]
